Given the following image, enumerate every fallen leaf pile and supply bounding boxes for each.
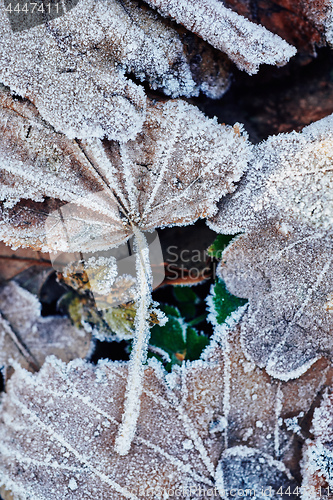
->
[0,0,333,497]
[0,287,332,499]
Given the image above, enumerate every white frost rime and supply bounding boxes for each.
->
[143,0,296,74]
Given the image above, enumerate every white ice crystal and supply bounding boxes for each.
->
[210,113,333,234]
[143,0,296,74]
[0,0,230,140]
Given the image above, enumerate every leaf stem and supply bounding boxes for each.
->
[115,226,152,455]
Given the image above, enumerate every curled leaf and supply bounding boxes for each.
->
[143,0,296,74]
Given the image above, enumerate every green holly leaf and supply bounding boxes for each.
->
[207,234,236,260]
[211,279,247,326]
[173,286,199,320]
[149,305,209,371]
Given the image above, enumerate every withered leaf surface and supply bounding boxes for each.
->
[210,114,333,234]
[0,0,229,140]
[1,297,329,498]
[0,241,51,281]
[0,281,92,377]
[209,114,333,381]
[301,391,333,499]
[0,84,251,455]
[223,0,333,57]
[0,332,302,499]
[215,226,333,381]
[206,286,333,476]
[143,0,296,74]
[0,87,250,254]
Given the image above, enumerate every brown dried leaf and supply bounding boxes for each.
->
[1,312,331,497]
[223,0,333,57]
[0,356,224,499]
[209,114,333,381]
[0,0,230,140]
[143,0,296,74]
[204,304,333,476]
[0,281,92,378]
[210,114,333,234]
[301,391,333,499]
[0,241,51,281]
[0,87,250,254]
[0,84,251,455]
[215,226,333,381]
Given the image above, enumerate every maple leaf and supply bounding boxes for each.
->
[0,295,331,499]
[0,0,229,140]
[209,114,333,381]
[142,0,296,74]
[0,86,251,454]
[0,281,92,379]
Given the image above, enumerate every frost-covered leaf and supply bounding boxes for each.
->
[214,226,333,381]
[0,345,300,499]
[0,80,251,456]
[208,114,333,380]
[207,234,235,260]
[217,446,297,499]
[1,305,330,498]
[0,320,326,497]
[0,355,225,499]
[205,288,333,469]
[301,391,333,499]
[0,88,250,253]
[143,0,296,74]
[301,0,333,47]
[0,281,92,377]
[209,279,247,325]
[0,0,230,139]
[223,0,333,56]
[210,114,333,234]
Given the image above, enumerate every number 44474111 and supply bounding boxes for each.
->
[4,3,59,13]
[277,486,332,497]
